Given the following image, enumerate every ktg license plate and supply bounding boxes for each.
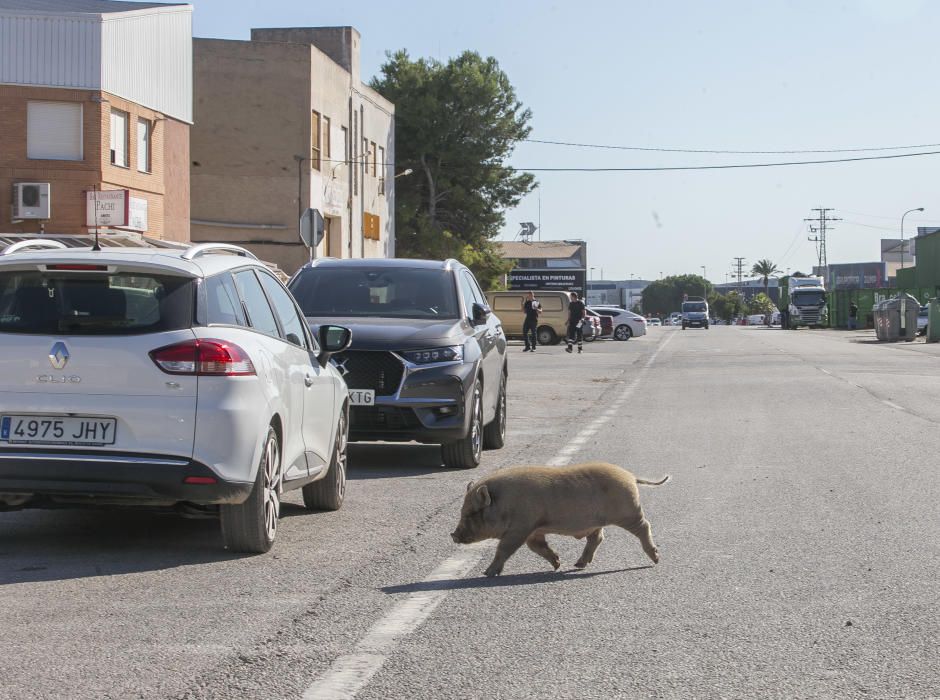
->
[347,390,375,406]
[1,415,117,446]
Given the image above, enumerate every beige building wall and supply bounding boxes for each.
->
[191,27,395,275]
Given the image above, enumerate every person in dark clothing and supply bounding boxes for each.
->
[848,302,859,330]
[566,291,586,354]
[522,291,540,351]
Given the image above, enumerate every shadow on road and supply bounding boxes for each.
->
[0,508,239,585]
[348,443,456,479]
[381,565,653,593]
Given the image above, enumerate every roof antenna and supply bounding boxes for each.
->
[91,184,101,252]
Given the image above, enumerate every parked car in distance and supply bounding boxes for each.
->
[918,305,928,335]
[648,318,661,327]
[484,290,571,346]
[590,306,648,340]
[0,241,352,553]
[290,258,508,470]
[583,308,602,341]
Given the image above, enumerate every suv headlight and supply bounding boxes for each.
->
[401,346,464,365]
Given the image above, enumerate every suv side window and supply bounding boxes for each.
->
[258,271,309,350]
[233,269,280,338]
[205,272,247,327]
[465,271,487,307]
[458,272,478,320]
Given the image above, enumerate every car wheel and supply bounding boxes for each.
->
[482,372,507,450]
[220,426,281,554]
[614,324,632,341]
[584,332,596,342]
[442,380,483,469]
[536,325,557,346]
[303,405,348,511]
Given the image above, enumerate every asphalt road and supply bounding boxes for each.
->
[1,326,938,699]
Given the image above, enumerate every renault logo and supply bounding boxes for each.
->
[49,342,69,370]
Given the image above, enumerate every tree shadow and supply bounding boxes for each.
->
[0,508,240,586]
[381,565,653,593]
[348,443,456,479]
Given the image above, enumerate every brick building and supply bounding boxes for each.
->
[191,27,395,274]
[0,0,192,241]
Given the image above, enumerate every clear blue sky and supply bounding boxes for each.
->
[190,0,940,282]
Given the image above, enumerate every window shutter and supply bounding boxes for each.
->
[27,102,83,161]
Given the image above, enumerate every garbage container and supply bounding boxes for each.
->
[873,294,919,341]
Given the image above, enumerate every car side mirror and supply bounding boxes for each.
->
[471,302,491,325]
[317,324,351,367]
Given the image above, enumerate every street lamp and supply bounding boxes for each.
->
[394,168,413,179]
[900,207,924,270]
[590,267,596,281]
[701,265,707,297]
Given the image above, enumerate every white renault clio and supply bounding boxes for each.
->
[0,241,350,553]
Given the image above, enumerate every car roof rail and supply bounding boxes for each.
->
[0,240,70,256]
[180,243,258,261]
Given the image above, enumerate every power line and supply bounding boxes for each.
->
[524,138,940,155]
[805,208,840,270]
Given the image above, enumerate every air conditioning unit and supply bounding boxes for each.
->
[12,182,51,220]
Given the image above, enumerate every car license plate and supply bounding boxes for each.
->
[348,390,375,406]
[0,415,117,446]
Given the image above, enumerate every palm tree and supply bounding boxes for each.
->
[751,259,779,297]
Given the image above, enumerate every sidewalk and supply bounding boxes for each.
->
[789,326,940,357]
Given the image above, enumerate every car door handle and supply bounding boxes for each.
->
[304,374,314,387]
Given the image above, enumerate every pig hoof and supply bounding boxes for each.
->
[574,559,588,569]
[551,558,561,571]
[484,565,502,577]
[648,549,660,564]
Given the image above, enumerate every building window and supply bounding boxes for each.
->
[370,141,377,176]
[110,108,129,167]
[27,102,83,161]
[311,110,321,170]
[377,145,386,194]
[323,116,331,164]
[137,118,152,173]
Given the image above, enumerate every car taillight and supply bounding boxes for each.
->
[149,339,255,376]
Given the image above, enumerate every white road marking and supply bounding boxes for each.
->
[882,400,905,411]
[820,368,832,375]
[302,331,677,700]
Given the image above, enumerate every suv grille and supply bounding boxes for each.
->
[333,350,404,396]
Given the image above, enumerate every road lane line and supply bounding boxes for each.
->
[302,331,676,699]
[882,400,905,411]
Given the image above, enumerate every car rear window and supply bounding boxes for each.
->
[0,270,193,335]
[289,267,459,319]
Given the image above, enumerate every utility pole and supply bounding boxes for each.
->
[732,257,746,286]
[804,208,840,271]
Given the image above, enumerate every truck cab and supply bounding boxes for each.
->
[681,297,709,329]
[783,276,828,328]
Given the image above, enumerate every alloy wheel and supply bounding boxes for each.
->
[262,434,281,542]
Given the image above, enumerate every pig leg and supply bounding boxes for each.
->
[484,531,529,577]
[620,516,659,563]
[574,528,605,569]
[526,534,561,571]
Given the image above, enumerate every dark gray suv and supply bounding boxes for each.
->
[288,258,507,469]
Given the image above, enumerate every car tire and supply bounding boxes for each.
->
[482,372,507,450]
[537,326,557,346]
[614,324,632,341]
[584,333,596,342]
[303,405,348,511]
[220,426,281,554]
[442,380,483,469]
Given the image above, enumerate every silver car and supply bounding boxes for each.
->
[0,241,350,553]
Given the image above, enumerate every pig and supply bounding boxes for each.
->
[450,462,670,577]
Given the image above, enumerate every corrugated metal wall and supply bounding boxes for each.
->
[0,13,101,89]
[0,7,192,124]
[101,9,192,123]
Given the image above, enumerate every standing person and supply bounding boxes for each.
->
[849,301,859,330]
[522,291,540,351]
[566,291,586,354]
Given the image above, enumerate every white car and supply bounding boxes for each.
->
[0,240,351,553]
[590,306,648,340]
[648,318,662,327]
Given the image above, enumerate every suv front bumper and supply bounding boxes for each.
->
[347,356,477,444]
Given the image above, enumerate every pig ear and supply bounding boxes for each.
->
[474,484,491,509]
[466,480,473,493]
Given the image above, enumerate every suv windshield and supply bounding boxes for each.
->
[290,267,459,319]
[683,302,707,312]
[0,270,193,335]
